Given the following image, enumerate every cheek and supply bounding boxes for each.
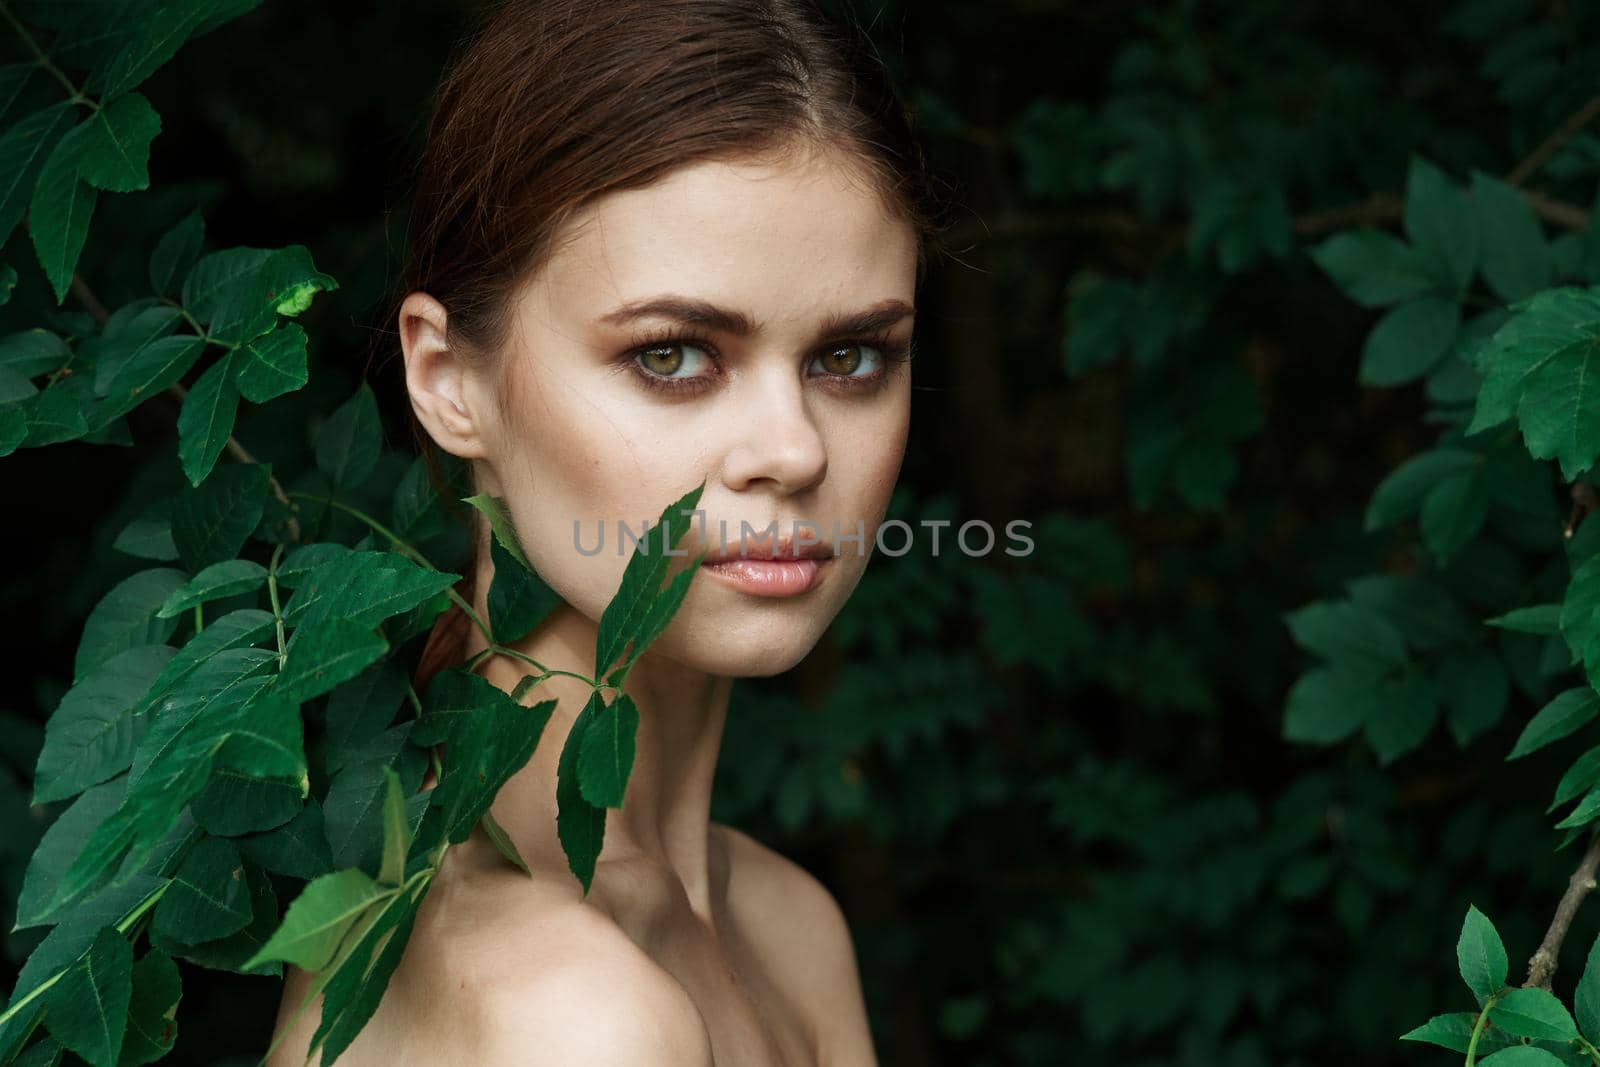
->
[492,367,692,629]
[850,389,912,539]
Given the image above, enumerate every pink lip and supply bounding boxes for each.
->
[700,556,830,597]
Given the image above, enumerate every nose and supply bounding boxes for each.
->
[718,365,828,496]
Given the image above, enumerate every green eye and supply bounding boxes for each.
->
[637,341,711,379]
[815,343,882,377]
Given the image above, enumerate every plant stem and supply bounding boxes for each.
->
[0,878,169,1031]
[0,2,93,106]
[1464,992,1501,1067]
[1524,828,1600,989]
[267,541,287,668]
[1506,92,1600,188]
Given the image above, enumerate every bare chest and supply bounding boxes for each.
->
[635,909,819,1067]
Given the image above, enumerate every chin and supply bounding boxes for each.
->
[655,627,825,679]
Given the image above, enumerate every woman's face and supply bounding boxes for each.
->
[409,144,916,678]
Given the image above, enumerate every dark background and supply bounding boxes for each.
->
[4,1,1598,1063]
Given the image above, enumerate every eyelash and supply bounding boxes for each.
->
[618,327,915,397]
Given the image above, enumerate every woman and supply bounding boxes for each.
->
[268,0,946,1062]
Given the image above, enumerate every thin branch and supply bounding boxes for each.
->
[1523,828,1600,990]
[1506,92,1600,188]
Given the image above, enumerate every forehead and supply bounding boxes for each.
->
[527,148,917,329]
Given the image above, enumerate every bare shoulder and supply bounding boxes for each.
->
[266,859,712,1066]
[432,864,714,1066]
[715,823,878,1066]
[471,927,714,1065]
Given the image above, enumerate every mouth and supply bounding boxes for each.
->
[698,534,837,564]
[698,550,833,597]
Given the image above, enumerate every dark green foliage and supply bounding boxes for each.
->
[12,0,1600,1064]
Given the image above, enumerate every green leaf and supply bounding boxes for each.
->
[1575,930,1600,1043]
[1437,648,1510,746]
[87,306,200,427]
[577,694,638,808]
[49,649,277,913]
[1419,466,1490,564]
[91,2,236,101]
[608,551,702,684]
[152,836,252,944]
[486,534,562,644]
[303,880,425,1064]
[1488,986,1579,1042]
[33,644,176,804]
[11,1037,62,1066]
[462,493,531,570]
[323,661,408,775]
[0,102,75,250]
[1308,229,1436,308]
[170,461,270,572]
[1398,1011,1480,1052]
[1363,669,1439,764]
[20,375,91,446]
[232,322,307,403]
[1475,1047,1570,1065]
[1472,170,1552,302]
[148,209,203,297]
[594,480,706,679]
[156,559,267,618]
[1510,687,1600,760]
[175,353,239,487]
[378,766,407,887]
[16,779,128,929]
[1556,786,1600,830]
[275,618,388,705]
[191,767,302,837]
[75,93,160,192]
[40,924,132,1067]
[242,867,392,973]
[1487,604,1562,634]
[118,949,180,1067]
[132,608,273,719]
[1457,903,1510,1001]
[322,727,426,874]
[1550,745,1600,814]
[1283,666,1379,744]
[556,691,607,895]
[1366,449,1481,530]
[281,550,458,632]
[478,809,532,877]
[182,245,336,347]
[213,688,306,781]
[1467,288,1600,435]
[0,872,166,1060]
[29,120,99,304]
[1405,156,1479,293]
[151,857,279,977]
[235,799,333,880]
[1358,295,1461,386]
[413,668,554,845]
[73,568,187,683]
[315,381,381,489]
[1282,600,1407,677]
[0,328,69,377]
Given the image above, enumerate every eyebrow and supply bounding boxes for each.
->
[596,295,915,338]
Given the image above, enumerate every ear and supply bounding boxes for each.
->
[399,291,492,459]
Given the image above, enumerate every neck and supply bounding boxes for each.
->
[460,551,734,922]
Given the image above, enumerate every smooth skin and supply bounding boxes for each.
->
[265,140,915,1066]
